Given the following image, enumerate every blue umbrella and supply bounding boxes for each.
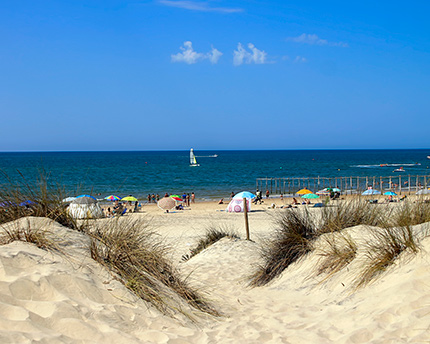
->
[384,191,397,196]
[233,191,256,200]
[362,189,381,196]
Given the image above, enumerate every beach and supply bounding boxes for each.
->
[1,198,430,343]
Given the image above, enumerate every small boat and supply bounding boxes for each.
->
[190,148,200,167]
[427,156,430,159]
[393,167,405,172]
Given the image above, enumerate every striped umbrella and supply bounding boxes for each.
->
[170,195,183,201]
[105,195,122,201]
[158,197,176,210]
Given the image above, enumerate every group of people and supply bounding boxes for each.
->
[105,200,139,217]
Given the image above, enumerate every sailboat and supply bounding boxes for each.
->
[190,148,200,167]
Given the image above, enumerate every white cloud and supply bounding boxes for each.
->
[207,46,223,64]
[286,34,348,47]
[233,43,268,66]
[294,56,307,63]
[171,41,222,64]
[171,41,204,64]
[159,0,243,13]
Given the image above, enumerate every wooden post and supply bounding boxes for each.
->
[243,197,250,240]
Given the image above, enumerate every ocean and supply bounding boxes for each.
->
[0,150,429,200]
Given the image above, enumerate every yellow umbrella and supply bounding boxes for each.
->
[296,188,313,195]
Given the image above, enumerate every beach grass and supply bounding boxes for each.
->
[320,198,384,234]
[249,208,317,287]
[183,224,240,261]
[89,217,219,318]
[315,231,357,280]
[0,170,79,230]
[354,225,421,289]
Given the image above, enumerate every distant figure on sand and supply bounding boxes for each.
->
[266,190,270,199]
[291,198,299,205]
[230,192,235,199]
[218,198,224,204]
[191,192,195,203]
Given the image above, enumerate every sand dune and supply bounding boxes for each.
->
[0,206,429,343]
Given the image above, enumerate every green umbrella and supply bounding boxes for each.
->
[301,193,319,199]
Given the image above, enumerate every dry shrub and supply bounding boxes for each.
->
[354,226,420,289]
[90,218,219,318]
[319,198,384,234]
[249,208,317,287]
[183,224,240,261]
[315,232,357,279]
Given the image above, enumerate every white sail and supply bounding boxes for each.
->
[190,149,199,166]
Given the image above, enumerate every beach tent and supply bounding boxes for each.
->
[416,189,430,195]
[68,196,104,219]
[226,198,251,213]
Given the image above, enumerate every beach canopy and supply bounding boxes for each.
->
[362,189,381,196]
[384,191,397,196]
[227,198,251,213]
[122,196,138,202]
[301,193,319,199]
[296,188,313,195]
[233,191,256,200]
[157,197,176,211]
[68,197,103,219]
[416,189,430,195]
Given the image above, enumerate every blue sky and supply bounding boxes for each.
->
[1,0,429,151]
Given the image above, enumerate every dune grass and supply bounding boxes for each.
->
[0,170,79,230]
[249,208,317,287]
[0,217,59,251]
[89,218,219,319]
[315,232,357,279]
[251,197,430,287]
[353,225,421,289]
[319,198,384,234]
[183,224,240,261]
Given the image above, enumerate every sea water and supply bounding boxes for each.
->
[0,150,428,200]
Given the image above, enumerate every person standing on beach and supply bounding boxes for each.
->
[147,194,151,203]
[266,190,270,199]
[186,193,190,206]
[230,191,235,199]
[191,192,195,203]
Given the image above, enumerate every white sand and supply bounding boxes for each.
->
[1,201,430,343]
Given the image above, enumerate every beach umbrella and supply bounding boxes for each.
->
[62,197,76,203]
[72,196,97,205]
[105,195,121,201]
[296,189,313,195]
[233,191,256,200]
[384,191,397,196]
[362,189,381,196]
[157,197,176,211]
[301,193,319,199]
[170,195,183,201]
[76,194,97,200]
[122,196,138,202]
